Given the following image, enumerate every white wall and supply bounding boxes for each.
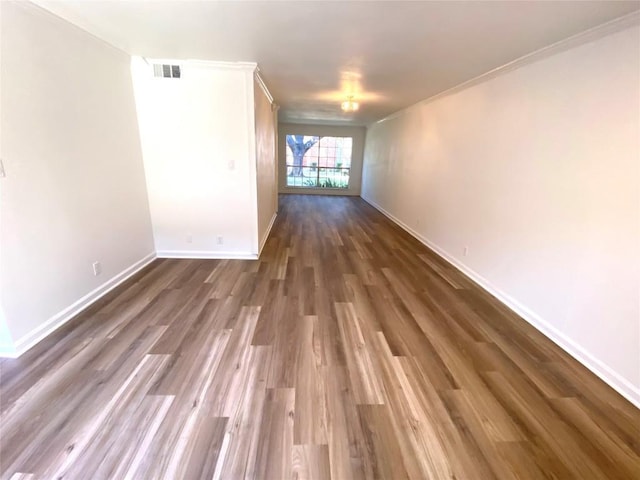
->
[279,123,366,196]
[0,1,12,353]
[132,59,260,258]
[0,1,155,354]
[254,77,278,253]
[362,25,640,405]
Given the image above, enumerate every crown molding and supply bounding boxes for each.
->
[254,68,275,104]
[144,58,258,72]
[374,10,640,126]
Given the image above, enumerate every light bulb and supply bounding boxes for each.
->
[341,97,359,112]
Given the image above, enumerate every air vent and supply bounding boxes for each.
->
[153,64,181,79]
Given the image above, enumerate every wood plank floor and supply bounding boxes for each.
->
[1,194,639,479]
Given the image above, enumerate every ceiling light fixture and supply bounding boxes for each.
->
[341,96,359,112]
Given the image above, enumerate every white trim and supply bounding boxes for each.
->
[156,250,258,260]
[254,69,274,104]
[145,58,257,72]
[1,252,157,358]
[27,1,131,56]
[246,70,260,256]
[361,194,640,409]
[372,11,640,127]
[259,212,278,257]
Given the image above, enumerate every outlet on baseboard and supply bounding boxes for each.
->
[217,235,224,245]
[463,246,469,257]
[186,234,193,244]
[92,261,102,276]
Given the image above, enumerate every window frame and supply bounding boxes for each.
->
[284,134,353,190]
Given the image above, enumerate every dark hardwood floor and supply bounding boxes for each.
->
[1,194,639,479]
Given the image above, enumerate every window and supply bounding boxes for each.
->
[285,135,352,189]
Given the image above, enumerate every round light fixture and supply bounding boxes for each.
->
[341,96,359,112]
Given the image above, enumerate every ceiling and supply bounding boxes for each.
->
[33,0,640,126]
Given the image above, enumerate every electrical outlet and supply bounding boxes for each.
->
[217,236,224,245]
[0,159,5,178]
[186,234,193,244]
[92,261,102,276]
[463,246,469,257]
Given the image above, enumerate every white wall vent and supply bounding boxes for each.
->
[153,64,181,79]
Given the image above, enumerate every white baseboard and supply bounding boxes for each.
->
[259,212,278,256]
[2,252,157,359]
[156,250,258,260]
[361,194,640,408]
